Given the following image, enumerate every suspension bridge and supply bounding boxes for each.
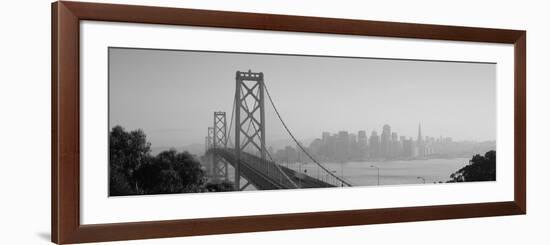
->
[203,70,352,191]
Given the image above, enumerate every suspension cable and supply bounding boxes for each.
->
[240,86,299,188]
[264,83,352,187]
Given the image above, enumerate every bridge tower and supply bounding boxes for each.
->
[205,127,214,177]
[205,127,214,152]
[234,70,266,190]
[212,111,228,180]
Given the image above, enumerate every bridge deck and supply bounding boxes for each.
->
[208,148,335,190]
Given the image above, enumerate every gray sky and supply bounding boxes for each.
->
[109,48,496,149]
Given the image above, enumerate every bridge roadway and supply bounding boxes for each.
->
[208,148,335,190]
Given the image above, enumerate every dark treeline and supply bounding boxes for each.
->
[109,126,234,196]
[448,150,496,182]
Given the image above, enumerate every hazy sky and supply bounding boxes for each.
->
[109,48,496,149]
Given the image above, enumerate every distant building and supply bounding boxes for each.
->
[349,133,357,145]
[322,132,330,144]
[399,136,407,157]
[381,124,392,158]
[337,131,350,161]
[417,123,425,157]
[369,130,380,159]
[274,145,299,163]
[357,130,368,159]
[309,138,322,157]
[402,137,414,158]
[391,132,400,157]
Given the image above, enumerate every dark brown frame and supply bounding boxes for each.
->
[51,1,526,244]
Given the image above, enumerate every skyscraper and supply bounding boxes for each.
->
[322,132,330,144]
[391,132,399,157]
[399,136,407,157]
[358,130,367,144]
[417,123,422,143]
[417,123,425,157]
[357,130,368,159]
[337,131,350,160]
[381,124,391,158]
[369,130,380,159]
[402,137,414,158]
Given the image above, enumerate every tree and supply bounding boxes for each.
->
[135,150,206,194]
[448,150,496,182]
[110,126,208,196]
[109,126,151,196]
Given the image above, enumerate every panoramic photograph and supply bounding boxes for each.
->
[108,47,496,196]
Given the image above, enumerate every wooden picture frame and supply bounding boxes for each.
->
[51,1,526,244]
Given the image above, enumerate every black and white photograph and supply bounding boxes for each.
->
[108,47,497,196]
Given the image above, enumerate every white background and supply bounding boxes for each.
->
[0,0,547,244]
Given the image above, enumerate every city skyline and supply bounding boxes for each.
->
[148,122,493,154]
[269,122,495,164]
[109,48,496,150]
[284,122,490,146]
[149,122,494,158]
